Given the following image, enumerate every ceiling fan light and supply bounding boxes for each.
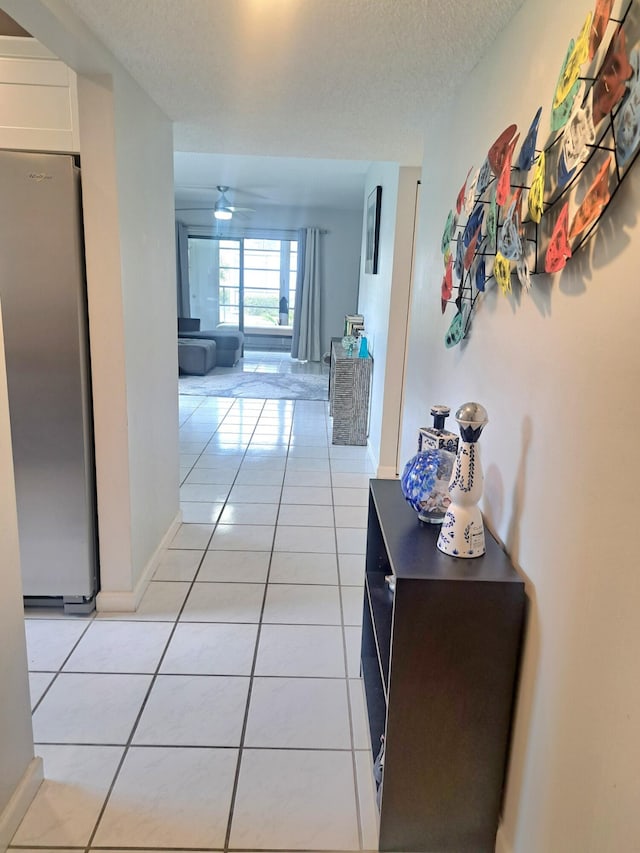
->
[214,208,232,220]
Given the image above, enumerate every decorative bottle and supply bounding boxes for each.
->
[437,402,489,558]
[400,406,457,524]
[418,404,459,454]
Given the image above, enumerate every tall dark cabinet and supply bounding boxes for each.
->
[361,479,526,852]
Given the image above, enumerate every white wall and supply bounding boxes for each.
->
[178,205,362,356]
[358,164,420,475]
[0,302,39,843]
[402,1,640,850]
[75,73,134,596]
[80,71,178,601]
[114,78,179,585]
[79,70,178,596]
[317,208,362,355]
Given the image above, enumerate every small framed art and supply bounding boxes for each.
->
[365,185,382,274]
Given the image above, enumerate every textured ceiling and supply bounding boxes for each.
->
[59,0,526,211]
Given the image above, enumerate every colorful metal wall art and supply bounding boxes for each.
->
[440,0,640,347]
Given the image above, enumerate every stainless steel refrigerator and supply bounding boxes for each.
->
[0,150,98,614]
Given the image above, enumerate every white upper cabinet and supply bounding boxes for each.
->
[0,36,79,152]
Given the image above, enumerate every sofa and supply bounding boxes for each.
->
[177,318,244,367]
[178,338,216,375]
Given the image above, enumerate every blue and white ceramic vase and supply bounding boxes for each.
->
[437,402,489,558]
[400,410,457,524]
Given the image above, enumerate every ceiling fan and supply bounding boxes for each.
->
[214,186,256,220]
[175,186,255,221]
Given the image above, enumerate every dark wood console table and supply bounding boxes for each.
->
[361,478,526,852]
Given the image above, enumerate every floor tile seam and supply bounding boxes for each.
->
[176,398,221,479]
[73,690,153,844]
[28,617,94,715]
[9,847,88,852]
[225,848,375,853]
[85,847,226,852]
[91,616,363,628]
[258,581,363,589]
[10,839,370,850]
[24,614,94,623]
[48,670,255,678]
[216,746,364,754]
[220,479,284,853]
[82,520,226,851]
[173,619,363,627]
[328,458,365,851]
[223,397,328,850]
[80,845,377,853]
[206,522,339,528]
[189,580,359,588]
[154,673,353,681]
[167,545,218,552]
[185,398,260,475]
[93,617,179,623]
[34,741,364,752]
[185,404,277,565]
[30,740,240,749]
[183,579,344,588]
[83,395,347,842]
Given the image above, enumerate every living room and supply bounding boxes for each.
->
[174,153,365,373]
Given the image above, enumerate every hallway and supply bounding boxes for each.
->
[15,389,379,851]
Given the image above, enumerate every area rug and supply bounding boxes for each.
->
[178,370,329,400]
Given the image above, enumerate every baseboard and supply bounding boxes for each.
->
[96,510,182,612]
[0,757,44,853]
[495,823,514,853]
[367,442,379,477]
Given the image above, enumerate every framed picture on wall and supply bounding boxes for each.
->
[365,185,382,274]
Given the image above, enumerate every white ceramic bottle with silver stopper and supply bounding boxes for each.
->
[437,402,489,558]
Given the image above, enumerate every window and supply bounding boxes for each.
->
[188,235,298,331]
[244,239,283,327]
[218,241,241,325]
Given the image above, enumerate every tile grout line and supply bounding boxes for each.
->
[328,400,365,852]
[30,669,340,679]
[34,400,276,851]
[221,399,292,852]
[80,575,205,850]
[10,846,376,852]
[24,390,370,853]
[27,614,95,715]
[29,741,360,752]
[79,398,260,853]
[178,395,235,484]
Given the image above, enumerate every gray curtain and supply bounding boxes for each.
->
[290,228,306,357]
[291,227,322,361]
[176,221,190,317]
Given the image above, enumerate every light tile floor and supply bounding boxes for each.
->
[15,354,379,853]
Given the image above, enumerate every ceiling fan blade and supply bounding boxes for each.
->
[176,186,258,219]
